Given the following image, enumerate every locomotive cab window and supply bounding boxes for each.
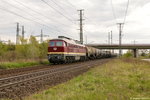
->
[50,41,55,46]
[56,41,63,46]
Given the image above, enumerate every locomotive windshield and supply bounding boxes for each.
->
[50,41,64,46]
[50,41,55,46]
[56,41,63,46]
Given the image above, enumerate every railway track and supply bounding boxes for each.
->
[0,62,87,78]
[0,64,55,78]
[0,59,110,100]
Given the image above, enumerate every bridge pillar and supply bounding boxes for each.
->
[133,49,138,58]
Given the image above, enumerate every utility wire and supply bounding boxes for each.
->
[111,0,118,24]
[0,0,74,37]
[13,0,78,35]
[1,0,48,25]
[41,0,78,36]
[13,0,72,28]
[122,0,129,30]
[50,0,69,14]
[49,0,77,24]
[65,0,77,10]
[123,0,130,24]
[41,0,75,24]
[62,0,79,26]
[0,7,43,26]
[0,7,72,37]
[111,0,130,31]
[45,0,79,34]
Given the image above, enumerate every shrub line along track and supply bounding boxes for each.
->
[0,59,110,100]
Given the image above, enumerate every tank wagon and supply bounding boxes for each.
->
[47,36,114,64]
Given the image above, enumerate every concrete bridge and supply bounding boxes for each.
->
[86,44,150,58]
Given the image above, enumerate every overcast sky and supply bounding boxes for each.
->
[0,0,150,44]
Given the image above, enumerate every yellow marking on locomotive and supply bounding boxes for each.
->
[47,52,86,55]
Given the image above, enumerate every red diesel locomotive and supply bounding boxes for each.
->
[47,36,114,64]
[47,36,87,63]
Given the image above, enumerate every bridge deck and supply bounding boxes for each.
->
[86,44,150,49]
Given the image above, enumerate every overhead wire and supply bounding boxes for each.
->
[65,0,77,10]
[0,7,73,37]
[41,0,78,38]
[48,0,78,29]
[50,0,70,14]
[111,0,118,24]
[122,0,130,30]
[62,0,90,40]
[110,0,130,43]
[63,0,101,33]
[111,0,130,30]
[1,0,49,24]
[123,0,130,24]
[51,0,78,20]
[0,0,74,37]
[1,0,86,39]
[41,0,75,24]
[0,7,44,27]
[14,0,77,37]
[13,0,71,28]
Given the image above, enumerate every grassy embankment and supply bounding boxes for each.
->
[25,58,150,100]
[0,60,49,69]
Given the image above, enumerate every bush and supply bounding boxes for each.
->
[123,51,133,58]
[0,36,48,62]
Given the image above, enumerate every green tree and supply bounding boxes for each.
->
[3,41,16,61]
[27,36,40,59]
[123,51,133,58]
[0,36,48,62]
[39,42,48,59]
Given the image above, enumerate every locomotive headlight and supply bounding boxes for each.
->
[48,55,51,59]
[57,55,63,59]
[57,56,61,59]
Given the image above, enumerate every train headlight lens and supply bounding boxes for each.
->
[57,56,61,59]
[48,55,51,59]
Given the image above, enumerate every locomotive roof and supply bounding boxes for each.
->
[50,37,85,47]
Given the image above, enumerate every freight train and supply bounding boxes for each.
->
[47,36,115,64]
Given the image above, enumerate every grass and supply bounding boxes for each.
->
[0,60,49,69]
[25,58,150,100]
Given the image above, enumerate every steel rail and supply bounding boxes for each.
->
[0,62,91,86]
[0,64,87,89]
[0,61,99,89]
[0,59,105,99]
